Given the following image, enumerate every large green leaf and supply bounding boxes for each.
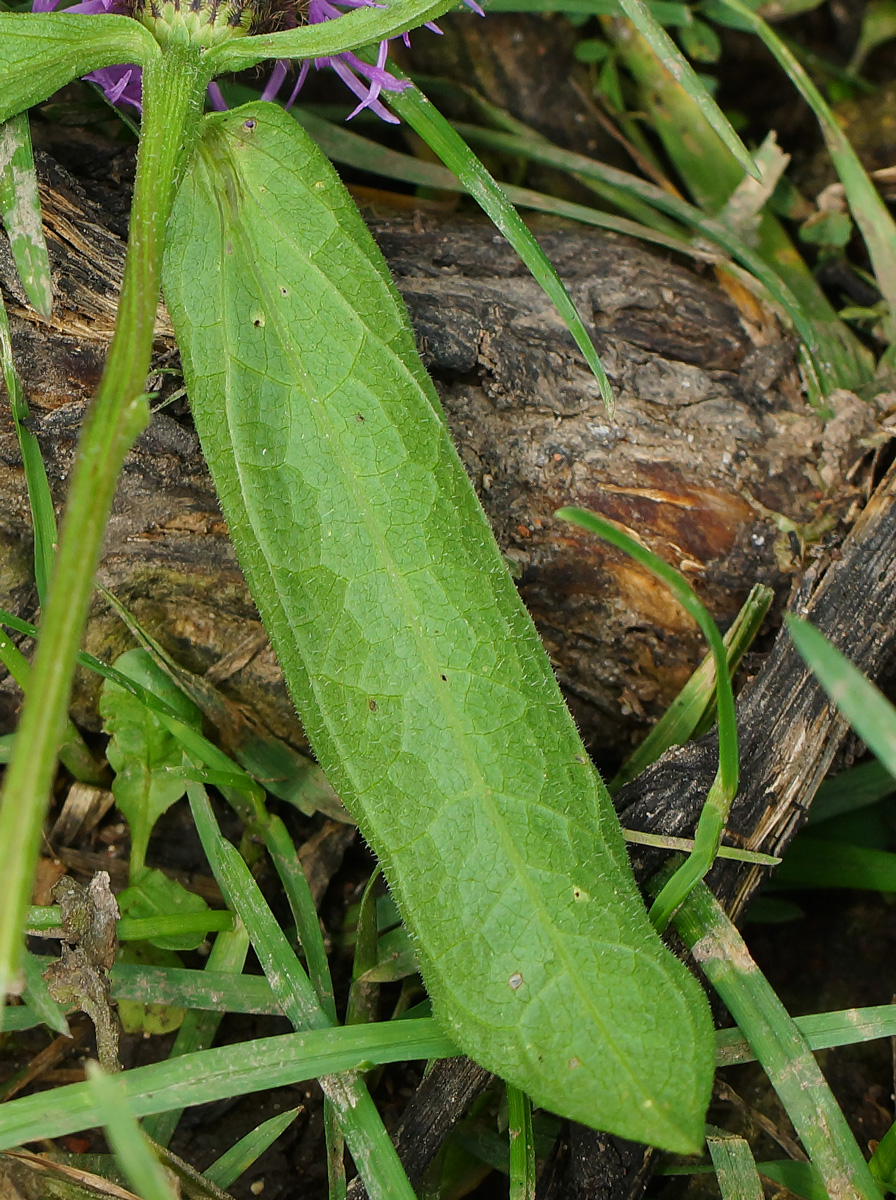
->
[0,14,158,125]
[162,101,714,1152]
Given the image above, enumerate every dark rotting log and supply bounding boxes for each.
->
[0,150,879,770]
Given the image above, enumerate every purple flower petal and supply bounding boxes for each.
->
[34,0,484,123]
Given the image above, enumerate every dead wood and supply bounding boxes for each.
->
[0,150,877,769]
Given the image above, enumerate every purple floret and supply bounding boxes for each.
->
[33,0,483,121]
[34,0,143,112]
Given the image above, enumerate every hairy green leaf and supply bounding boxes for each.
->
[100,649,202,873]
[0,14,158,125]
[162,101,713,1151]
[203,0,457,73]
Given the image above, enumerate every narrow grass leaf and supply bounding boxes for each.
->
[0,113,52,317]
[29,952,278,1024]
[557,507,738,931]
[870,1117,896,1192]
[346,870,381,1028]
[611,584,771,792]
[109,954,277,1015]
[621,831,778,866]
[383,81,614,407]
[487,0,693,18]
[263,815,338,1022]
[204,1109,301,1190]
[85,1063,179,1200]
[716,1003,896,1066]
[448,120,824,363]
[187,785,419,1200]
[118,867,213,952]
[787,617,896,780]
[810,760,896,825]
[0,1020,460,1150]
[756,1161,831,1200]
[142,928,252,1147]
[615,0,759,181]
[774,837,896,892]
[25,908,234,941]
[718,0,896,340]
[706,1129,763,1200]
[117,911,234,941]
[671,879,883,1200]
[187,784,327,1033]
[507,1084,536,1200]
[603,17,871,390]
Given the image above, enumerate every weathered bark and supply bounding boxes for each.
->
[0,150,875,768]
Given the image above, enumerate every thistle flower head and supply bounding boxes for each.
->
[33,0,482,121]
[132,0,254,47]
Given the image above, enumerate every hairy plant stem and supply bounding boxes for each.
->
[0,43,207,999]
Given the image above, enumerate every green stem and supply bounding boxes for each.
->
[671,878,883,1200]
[0,44,207,999]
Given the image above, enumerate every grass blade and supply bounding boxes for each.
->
[615,0,759,182]
[507,1084,536,1200]
[706,1129,763,1200]
[0,112,53,318]
[85,1063,179,1200]
[611,584,771,792]
[447,120,824,363]
[672,879,883,1200]
[187,784,420,1200]
[0,1020,459,1149]
[141,928,251,1146]
[263,815,338,1022]
[384,79,614,407]
[715,1004,896,1066]
[787,617,896,780]
[556,507,738,931]
[204,1108,301,1189]
[774,838,896,892]
[717,0,896,342]
[809,760,896,825]
[602,16,872,391]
